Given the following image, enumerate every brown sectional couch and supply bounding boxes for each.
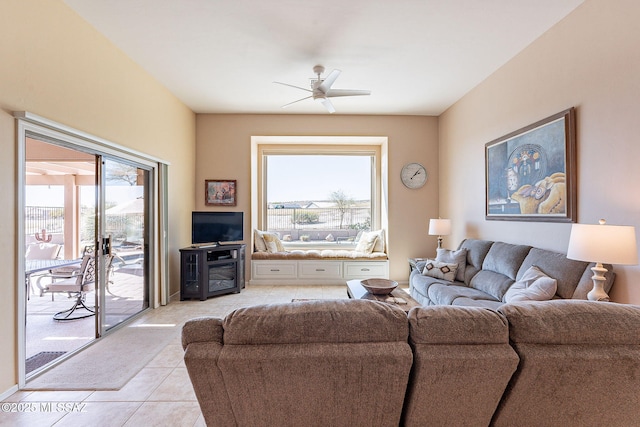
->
[409,238,616,308]
[182,299,640,426]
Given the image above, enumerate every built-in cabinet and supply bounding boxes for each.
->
[180,244,245,300]
[250,259,389,285]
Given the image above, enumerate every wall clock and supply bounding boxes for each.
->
[401,162,427,189]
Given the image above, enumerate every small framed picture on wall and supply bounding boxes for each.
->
[205,180,236,206]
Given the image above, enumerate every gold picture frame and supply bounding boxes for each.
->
[205,180,237,206]
[485,108,576,222]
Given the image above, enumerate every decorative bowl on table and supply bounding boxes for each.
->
[361,278,398,295]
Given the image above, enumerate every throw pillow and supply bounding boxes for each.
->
[253,229,267,252]
[504,265,557,303]
[262,233,285,253]
[436,248,467,282]
[421,259,458,282]
[355,232,379,254]
[371,229,385,253]
[355,229,385,253]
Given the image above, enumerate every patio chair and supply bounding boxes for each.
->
[43,255,96,321]
[25,242,61,297]
[39,247,115,299]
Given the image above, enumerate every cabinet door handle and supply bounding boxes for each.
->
[270,269,280,272]
[361,268,370,272]
[315,268,325,272]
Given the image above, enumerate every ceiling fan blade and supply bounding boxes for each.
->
[281,95,312,109]
[318,69,341,93]
[326,89,371,98]
[320,98,336,113]
[273,81,312,92]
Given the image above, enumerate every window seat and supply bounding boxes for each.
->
[250,250,389,285]
[251,229,389,285]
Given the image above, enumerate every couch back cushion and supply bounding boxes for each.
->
[404,306,518,426]
[468,242,531,301]
[516,247,589,299]
[223,299,408,344]
[458,239,494,284]
[217,300,412,426]
[494,300,640,426]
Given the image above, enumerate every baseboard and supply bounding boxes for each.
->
[0,384,19,401]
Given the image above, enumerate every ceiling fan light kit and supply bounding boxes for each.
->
[274,65,371,113]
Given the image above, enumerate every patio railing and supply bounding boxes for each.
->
[266,207,371,243]
[25,206,143,243]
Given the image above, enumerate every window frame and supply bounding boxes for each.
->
[251,136,388,251]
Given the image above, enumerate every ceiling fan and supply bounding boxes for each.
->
[274,65,371,113]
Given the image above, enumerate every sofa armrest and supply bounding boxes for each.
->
[181,317,223,350]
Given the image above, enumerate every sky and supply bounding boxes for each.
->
[26,155,370,206]
[266,155,372,202]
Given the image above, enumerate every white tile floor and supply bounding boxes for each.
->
[3,284,351,426]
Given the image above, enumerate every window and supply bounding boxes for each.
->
[252,136,388,249]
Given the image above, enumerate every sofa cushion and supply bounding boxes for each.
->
[499,299,640,345]
[504,265,557,303]
[467,242,532,301]
[458,239,494,284]
[409,271,447,305]
[469,270,516,302]
[517,247,588,299]
[223,299,408,344]
[482,242,532,279]
[494,300,640,426]
[428,282,499,306]
[436,248,467,282]
[421,259,458,281]
[451,298,504,310]
[404,306,519,427]
[408,305,510,345]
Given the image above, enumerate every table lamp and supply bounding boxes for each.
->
[567,219,638,301]
[429,218,451,249]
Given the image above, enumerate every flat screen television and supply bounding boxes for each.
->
[191,211,244,245]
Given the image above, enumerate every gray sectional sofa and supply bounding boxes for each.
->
[409,238,616,308]
[182,299,640,426]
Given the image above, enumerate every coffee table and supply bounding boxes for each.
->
[346,279,421,313]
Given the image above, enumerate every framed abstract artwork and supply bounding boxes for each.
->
[205,180,237,206]
[485,107,576,222]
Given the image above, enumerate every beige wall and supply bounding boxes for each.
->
[0,0,195,393]
[439,0,640,303]
[196,114,439,281]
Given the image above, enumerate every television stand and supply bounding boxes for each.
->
[179,244,245,300]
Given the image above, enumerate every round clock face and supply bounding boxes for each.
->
[401,162,427,189]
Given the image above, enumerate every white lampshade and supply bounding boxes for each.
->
[428,218,451,236]
[567,221,638,265]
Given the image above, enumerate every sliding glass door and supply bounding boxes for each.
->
[21,131,153,381]
[100,158,150,331]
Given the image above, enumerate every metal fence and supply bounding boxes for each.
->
[25,206,65,235]
[25,206,143,243]
[267,207,371,231]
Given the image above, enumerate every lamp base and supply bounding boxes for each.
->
[587,263,609,302]
[437,236,443,249]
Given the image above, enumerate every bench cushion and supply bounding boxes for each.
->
[251,250,388,261]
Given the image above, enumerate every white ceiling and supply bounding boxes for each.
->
[63,0,583,115]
